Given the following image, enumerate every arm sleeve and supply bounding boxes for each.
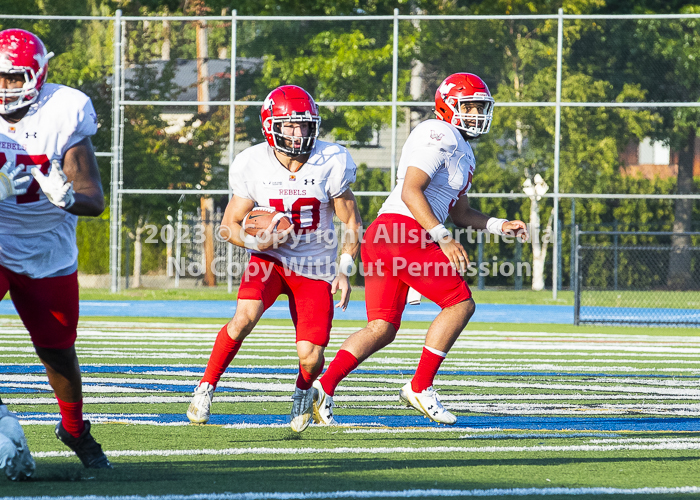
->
[63,98,98,152]
[229,156,253,200]
[327,149,357,198]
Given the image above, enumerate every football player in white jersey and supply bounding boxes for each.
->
[0,29,111,475]
[187,85,362,432]
[312,73,527,426]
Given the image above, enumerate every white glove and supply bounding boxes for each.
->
[0,160,31,201]
[31,160,75,209]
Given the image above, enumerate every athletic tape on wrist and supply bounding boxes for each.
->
[428,223,450,242]
[486,217,509,236]
[339,253,354,276]
[243,234,260,251]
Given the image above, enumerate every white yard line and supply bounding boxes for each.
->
[29,441,700,459]
[5,487,700,500]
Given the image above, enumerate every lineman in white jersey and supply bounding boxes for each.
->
[187,85,362,433]
[313,73,528,426]
[0,29,111,477]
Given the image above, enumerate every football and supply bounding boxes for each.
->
[243,207,293,236]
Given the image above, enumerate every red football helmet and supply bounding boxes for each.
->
[0,29,54,115]
[434,73,494,138]
[260,85,321,156]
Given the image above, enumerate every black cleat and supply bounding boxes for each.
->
[55,420,112,469]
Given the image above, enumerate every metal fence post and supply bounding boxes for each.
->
[573,225,580,325]
[124,217,130,290]
[110,9,122,293]
[613,220,619,291]
[175,207,182,288]
[390,8,399,190]
[514,239,523,290]
[227,9,237,294]
[478,234,485,290]
[570,198,576,290]
[557,221,563,292]
[117,18,126,292]
[552,7,564,300]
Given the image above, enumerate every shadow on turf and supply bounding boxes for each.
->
[5,455,699,497]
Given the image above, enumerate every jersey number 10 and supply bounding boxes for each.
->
[269,197,321,233]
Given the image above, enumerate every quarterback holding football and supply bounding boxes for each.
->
[187,85,362,432]
[0,28,111,478]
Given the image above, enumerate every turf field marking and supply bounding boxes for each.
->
[5,487,700,499]
[458,432,622,439]
[7,393,698,406]
[29,441,700,459]
[588,437,700,443]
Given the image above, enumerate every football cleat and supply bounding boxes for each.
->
[0,405,35,481]
[187,382,214,424]
[55,420,112,469]
[399,382,457,425]
[312,380,337,425]
[290,387,314,432]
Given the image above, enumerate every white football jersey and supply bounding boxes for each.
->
[379,119,475,224]
[230,140,357,282]
[0,83,98,278]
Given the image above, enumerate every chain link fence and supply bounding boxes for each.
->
[574,229,700,326]
[2,13,700,299]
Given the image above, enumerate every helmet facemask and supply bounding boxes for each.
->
[0,51,53,115]
[444,94,494,138]
[264,112,320,156]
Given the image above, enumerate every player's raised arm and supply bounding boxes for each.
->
[331,188,362,310]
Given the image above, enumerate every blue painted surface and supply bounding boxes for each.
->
[2,364,700,379]
[1,299,695,324]
[580,306,700,325]
[0,299,573,323]
[15,412,700,432]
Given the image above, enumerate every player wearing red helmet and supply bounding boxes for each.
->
[0,30,53,115]
[311,73,527,427]
[261,85,321,156]
[187,85,362,433]
[0,29,110,476]
[434,73,495,138]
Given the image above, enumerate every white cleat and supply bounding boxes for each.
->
[0,405,35,481]
[312,380,337,425]
[399,382,457,425]
[187,382,214,424]
[290,387,314,432]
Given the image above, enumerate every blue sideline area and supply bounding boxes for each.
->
[1,300,698,324]
[0,299,572,324]
[14,411,700,432]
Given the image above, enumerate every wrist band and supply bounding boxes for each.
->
[339,253,354,276]
[243,234,260,251]
[428,223,450,242]
[486,217,508,235]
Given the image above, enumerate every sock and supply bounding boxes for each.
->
[56,397,85,438]
[411,346,447,393]
[201,324,243,388]
[296,360,323,390]
[319,349,359,397]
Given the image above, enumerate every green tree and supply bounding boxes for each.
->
[570,3,700,287]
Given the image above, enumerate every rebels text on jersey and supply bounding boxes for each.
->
[380,119,475,224]
[230,140,357,282]
[0,84,98,278]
